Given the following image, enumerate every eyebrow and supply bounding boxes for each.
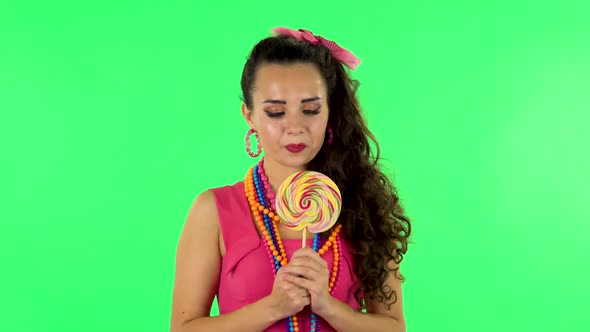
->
[262,96,322,104]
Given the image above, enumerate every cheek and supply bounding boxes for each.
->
[312,122,328,137]
[258,123,282,144]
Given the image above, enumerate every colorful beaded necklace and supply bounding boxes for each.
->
[244,158,343,332]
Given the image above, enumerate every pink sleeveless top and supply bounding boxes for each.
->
[211,181,362,332]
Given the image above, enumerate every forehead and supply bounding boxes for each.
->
[252,63,327,100]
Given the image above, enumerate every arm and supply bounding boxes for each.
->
[320,265,406,332]
[169,190,283,332]
[284,248,406,332]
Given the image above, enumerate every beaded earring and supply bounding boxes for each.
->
[245,128,262,157]
[327,124,333,146]
[322,124,333,153]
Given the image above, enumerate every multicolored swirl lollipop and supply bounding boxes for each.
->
[275,171,342,247]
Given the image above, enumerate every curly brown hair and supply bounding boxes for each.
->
[240,33,412,309]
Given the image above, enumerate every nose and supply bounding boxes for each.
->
[285,114,305,135]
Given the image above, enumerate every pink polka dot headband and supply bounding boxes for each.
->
[271,27,361,70]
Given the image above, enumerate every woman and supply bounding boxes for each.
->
[170,27,411,332]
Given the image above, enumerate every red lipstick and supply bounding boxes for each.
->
[285,143,306,153]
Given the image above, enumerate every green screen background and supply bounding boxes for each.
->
[1,1,588,331]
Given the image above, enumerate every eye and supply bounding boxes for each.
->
[303,108,321,115]
[265,111,284,118]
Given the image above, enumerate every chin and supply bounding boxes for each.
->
[281,159,308,169]
[282,152,317,168]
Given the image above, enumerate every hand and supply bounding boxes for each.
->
[266,265,311,319]
[282,247,333,316]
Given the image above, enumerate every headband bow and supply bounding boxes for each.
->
[271,27,361,70]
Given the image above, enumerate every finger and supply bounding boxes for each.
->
[288,286,311,300]
[289,257,322,272]
[280,270,312,288]
[283,273,321,295]
[301,293,311,305]
[284,283,309,297]
[284,265,320,280]
[292,249,328,268]
[289,258,328,278]
[283,264,320,278]
[292,247,318,259]
[296,294,311,307]
[296,288,311,298]
[280,274,308,291]
[283,281,311,299]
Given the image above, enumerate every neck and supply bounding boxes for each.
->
[261,157,305,194]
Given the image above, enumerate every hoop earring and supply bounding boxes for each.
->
[245,128,262,157]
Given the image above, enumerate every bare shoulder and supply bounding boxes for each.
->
[176,190,221,254]
[170,190,222,331]
[184,190,220,233]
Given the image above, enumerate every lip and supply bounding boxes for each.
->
[285,143,307,153]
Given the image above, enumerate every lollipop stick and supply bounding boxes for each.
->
[302,227,307,248]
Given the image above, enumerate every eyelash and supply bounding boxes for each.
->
[265,109,321,118]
